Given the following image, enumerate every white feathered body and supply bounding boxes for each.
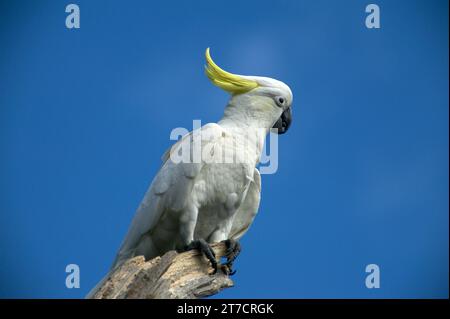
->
[111,121,264,269]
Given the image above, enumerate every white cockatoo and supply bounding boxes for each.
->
[88,48,292,297]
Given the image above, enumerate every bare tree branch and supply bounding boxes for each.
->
[89,242,233,299]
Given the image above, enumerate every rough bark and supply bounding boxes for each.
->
[89,242,233,299]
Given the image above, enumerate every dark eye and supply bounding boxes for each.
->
[276,97,285,106]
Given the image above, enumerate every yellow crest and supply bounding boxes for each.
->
[205,48,259,95]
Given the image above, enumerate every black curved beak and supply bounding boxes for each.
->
[272,107,292,134]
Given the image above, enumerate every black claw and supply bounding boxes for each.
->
[224,239,241,264]
[221,239,241,275]
[185,239,218,274]
[219,264,236,276]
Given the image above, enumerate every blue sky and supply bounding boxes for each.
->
[0,0,448,298]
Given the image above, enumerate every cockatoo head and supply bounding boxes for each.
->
[205,48,293,134]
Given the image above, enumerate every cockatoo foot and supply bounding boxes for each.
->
[185,238,218,274]
[221,239,241,275]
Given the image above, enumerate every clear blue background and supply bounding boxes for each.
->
[0,0,448,298]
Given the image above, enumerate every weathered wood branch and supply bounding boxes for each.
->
[89,242,233,299]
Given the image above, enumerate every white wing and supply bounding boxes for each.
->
[229,168,261,240]
[111,123,224,269]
